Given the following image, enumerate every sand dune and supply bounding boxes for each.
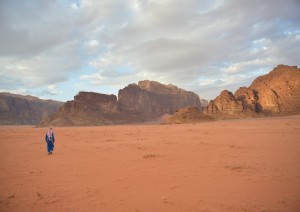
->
[1,116,300,211]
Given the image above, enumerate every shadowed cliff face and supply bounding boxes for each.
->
[118,80,201,115]
[0,93,63,125]
[39,92,121,126]
[40,81,202,126]
[59,92,118,114]
[206,65,300,116]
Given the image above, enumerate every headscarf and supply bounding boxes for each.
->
[47,128,53,140]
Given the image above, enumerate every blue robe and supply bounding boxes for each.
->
[45,132,55,153]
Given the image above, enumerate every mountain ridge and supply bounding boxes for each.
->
[0,92,64,125]
[40,80,202,126]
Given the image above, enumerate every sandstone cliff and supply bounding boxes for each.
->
[0,93,63,125]
[118,80,201,116]
[206,90,245,115]
[40,81,202,126]
[206,65,300,116]
[239,65,300,114]
[39,92,123,126]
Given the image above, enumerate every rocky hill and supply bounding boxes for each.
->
[165,106,214,124]
[40,81,202,126]
[206,65,300,116]
[0,93,63,125]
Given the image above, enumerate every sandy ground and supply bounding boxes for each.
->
[0,116,300,212]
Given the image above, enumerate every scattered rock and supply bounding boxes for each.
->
[7,193,15,199]
[143,154,157,159]
[166,106,214,124]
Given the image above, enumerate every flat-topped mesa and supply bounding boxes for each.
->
[206,65,300,116]
[75,91,118,113]
[75,91,117,102]
[118,80,201,116]
[40,92,120,126]
[60,92,118,114]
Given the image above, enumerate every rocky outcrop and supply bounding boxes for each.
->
[40,81,202,126]
[0,93,63,125]
[60,92,118,114]
[165,106,214,124]
[206,65,300,116]
[239,65,300,114]
[39,92,123,126]
[206,90,244,115]
[118,80,201,116]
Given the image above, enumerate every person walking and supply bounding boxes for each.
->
[45,128,55,155]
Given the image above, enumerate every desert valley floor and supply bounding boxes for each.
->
[0,116,300,212]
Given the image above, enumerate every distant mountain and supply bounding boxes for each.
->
[206,64,300,116]
[0,93,63,125]
[40,80,201,126]
[6,65,297,126]
[200,99,209,108]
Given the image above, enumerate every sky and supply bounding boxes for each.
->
[0,0,299,102]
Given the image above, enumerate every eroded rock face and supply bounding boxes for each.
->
[206,90,244,115]
[206,65,300,116]
[0,93,63,125]
[41,81,202,126]
[244,65,300,114]
[40,92,120,126]
[118,80,201,116]
[60,92,118,114]
[165,106,214,124]
[206,89,257,117]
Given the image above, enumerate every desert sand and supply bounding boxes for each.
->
[0,116,300,212]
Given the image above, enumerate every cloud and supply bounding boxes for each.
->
[80,73,105,85]
[0,0,299,101]
[86,40,99,47]
[0,39,82,86]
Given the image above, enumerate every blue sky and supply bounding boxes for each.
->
[0,0,299,102]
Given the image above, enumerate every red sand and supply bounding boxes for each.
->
[0,116,300,212]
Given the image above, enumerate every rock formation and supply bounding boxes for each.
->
[206,65,300,116]
[118,80,201,116]
[0,93,63,125]
[206,90,244,115]
[40,81,202,126]
[165,106,214,124]
[39,92,122,126]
